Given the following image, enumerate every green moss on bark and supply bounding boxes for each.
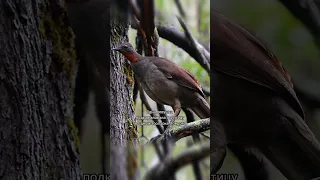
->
[39,1,79,153]
[123,62,135,87]
[126,119,139,179]
[39,1,76,80]
[67,117,80,152]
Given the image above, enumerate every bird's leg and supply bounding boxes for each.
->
[172,101,181,118]
[163,100,181,137]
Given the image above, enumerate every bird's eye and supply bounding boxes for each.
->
[124,45,128,48]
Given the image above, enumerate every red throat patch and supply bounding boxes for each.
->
[123,53,139,63]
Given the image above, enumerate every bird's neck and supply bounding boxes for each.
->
[123,51,142,63]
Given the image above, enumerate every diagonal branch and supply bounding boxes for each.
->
[148,118,210,145]
[144,141,210,180]
[183,108,202,180]
[177,16,210,72]
[139,87,164,133]
[174,0,186,19]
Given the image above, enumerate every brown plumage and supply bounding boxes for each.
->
[113,42,210,134]
[211,9,320,180]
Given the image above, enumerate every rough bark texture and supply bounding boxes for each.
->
[110,1,139,180]
[0,0,81,179]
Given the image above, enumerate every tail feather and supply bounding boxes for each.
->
[260,114,320,180]
[191,95,210,119]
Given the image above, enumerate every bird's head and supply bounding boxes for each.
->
[112,42,140,63]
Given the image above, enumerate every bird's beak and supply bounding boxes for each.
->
[112,47,121,51]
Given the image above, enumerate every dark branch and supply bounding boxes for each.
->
[147,118,210,145]
[144,141,210,180]
[183,108,202,180]
[139,88,164,133]
[156,23,210,72]
[174,0,186,19]
[177,16,210,72]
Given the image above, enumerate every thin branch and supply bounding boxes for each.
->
[129,0,141,20]
[174,0,186,19]
[200,132,210,139]
[134,17,148,48]
[177,16,210,72]
[183,108,202,180]
[144,142,210,180]
[141,0,156,54]
[139,88,164,133]
[147,118,210,145]
[153,141,165,161]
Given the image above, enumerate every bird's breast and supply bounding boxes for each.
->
[132,62,179,106]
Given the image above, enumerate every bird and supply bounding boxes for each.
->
[113,42,210,135]
[211,9,320,180]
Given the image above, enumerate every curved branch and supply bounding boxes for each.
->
[177,16,210,72]
[144,142,210,180]
[157,23,210,73]
[147,118,210,145]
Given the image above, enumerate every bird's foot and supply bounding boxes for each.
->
[145,125,173,145]
[160,127,172,141]
[150,127,172,144]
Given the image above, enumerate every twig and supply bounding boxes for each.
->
[174,0,186,19]
[177,16,210,72]
[147,118,210,144]
[200,132,210,139]
[133,17,148,48]
[183,108,202,180]
[139,88,164,133]
[129,0,141,20]
[144,141,210,180]
[153,140,164,161]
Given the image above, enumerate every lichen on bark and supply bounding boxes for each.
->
[39,1,77,81]
[67,117,81,152]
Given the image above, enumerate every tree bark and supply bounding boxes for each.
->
[0,0,81,180]
[110,1,139,180]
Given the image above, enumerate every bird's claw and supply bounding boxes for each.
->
[163,128,172,138]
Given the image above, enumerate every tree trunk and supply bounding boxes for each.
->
[0,0,81,179]
[110,1,139,180]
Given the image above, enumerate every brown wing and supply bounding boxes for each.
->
[211,9,304,118]
[150,57,205,97]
